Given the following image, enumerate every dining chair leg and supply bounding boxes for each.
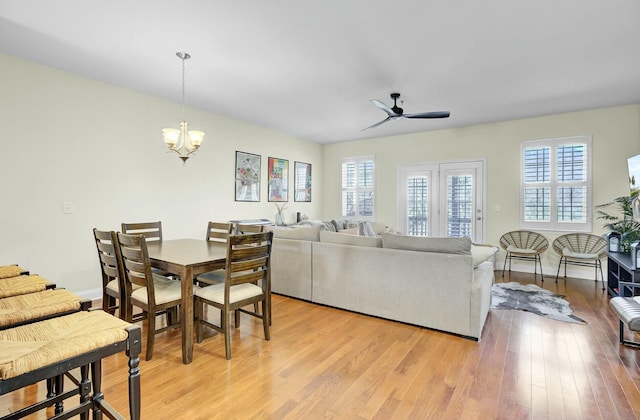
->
[146,312,156,361]
[234,309,241,328]
[224,310,232,360]
[195,297,203,343]
[262,300,270,341]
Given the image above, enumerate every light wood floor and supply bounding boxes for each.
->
[2,271,640,419]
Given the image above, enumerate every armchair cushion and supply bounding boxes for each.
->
[561,248,600,259]
[506,245,538,254]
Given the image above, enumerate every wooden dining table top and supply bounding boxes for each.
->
[146,239,227,267]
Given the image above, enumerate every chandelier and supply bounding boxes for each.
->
[162,52,205,164]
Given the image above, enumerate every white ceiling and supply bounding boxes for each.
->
[1,1,639,144]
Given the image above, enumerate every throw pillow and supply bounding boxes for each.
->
[381,233,471,255]
[319,230,383,248]
[357,221,377,237]
[471,243,498,267]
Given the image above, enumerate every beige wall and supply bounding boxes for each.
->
[322,104,640,278]
[2,52,639,291]
[0,53,323,296]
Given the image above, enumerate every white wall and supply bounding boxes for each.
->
[0,53,323,296]
[323,104,640,279]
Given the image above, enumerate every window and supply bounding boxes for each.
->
[342,156,374,219]
[521,136,592,232]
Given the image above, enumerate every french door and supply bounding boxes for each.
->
[398,160,485,242]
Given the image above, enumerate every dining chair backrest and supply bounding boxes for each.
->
[121,221,163,243]
[225,231,273,291]
[116,233,157,304]
[93,228,127,319]
[236,223,265,234]
[206,222,233,243]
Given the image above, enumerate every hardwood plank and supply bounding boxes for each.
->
[2,271,640,419]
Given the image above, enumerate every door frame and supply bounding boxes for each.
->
[397,158,486,242]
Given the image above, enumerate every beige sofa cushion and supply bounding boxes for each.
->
[381,233,471,255]
[319,230,382,248]
[269,225,321,241]
[471,243,498,267]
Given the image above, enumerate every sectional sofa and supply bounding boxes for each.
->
[269,225,497,340]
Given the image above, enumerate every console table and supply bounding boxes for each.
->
[607,252,640,297]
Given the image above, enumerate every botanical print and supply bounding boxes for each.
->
[235,151,261,202]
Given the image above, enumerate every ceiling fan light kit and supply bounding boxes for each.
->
[363,92,450,131]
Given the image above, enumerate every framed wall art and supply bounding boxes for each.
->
[235,151,261,202]
[268,157,289,202]
[294,161,312,202]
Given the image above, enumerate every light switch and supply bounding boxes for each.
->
[63,202,74,214]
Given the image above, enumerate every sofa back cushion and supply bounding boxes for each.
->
[319,230,383,248]
[269,225,321,241]
[381,233,471,255]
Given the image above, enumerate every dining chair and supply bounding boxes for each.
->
[93,228,129,320]
[194,231,273,359]
[121,221,174,278]
[236,224,266,234]
[120,221,163,242]
[116,232,186,361]
[195,222,234,286]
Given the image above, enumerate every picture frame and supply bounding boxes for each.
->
[235,151,261,202]
[294,161,312,202]
[268,157,289,202]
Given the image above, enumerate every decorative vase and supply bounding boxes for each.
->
[275,212,284,226]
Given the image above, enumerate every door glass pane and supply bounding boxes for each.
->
[407,175,428,236]
[447,175,472,237]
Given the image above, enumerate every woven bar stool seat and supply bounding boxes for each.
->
[0,310,141,419]
[0,275,56,299]
[0,311,130,380]
[0,289,90,330]
[0,266,28,279]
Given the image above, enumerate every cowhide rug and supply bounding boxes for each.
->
[491,282,586,324]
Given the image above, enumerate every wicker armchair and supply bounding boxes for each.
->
[499,230,549,280]
[552,233,607,289]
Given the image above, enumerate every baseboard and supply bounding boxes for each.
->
[74,288,102,302]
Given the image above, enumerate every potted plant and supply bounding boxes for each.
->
[596,195,640,253]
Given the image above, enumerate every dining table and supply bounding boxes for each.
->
[146,238,227,364]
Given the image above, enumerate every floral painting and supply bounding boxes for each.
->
[235,151,261,202]
[268,157,289,202]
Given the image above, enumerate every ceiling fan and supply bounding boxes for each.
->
[363,92,450,130]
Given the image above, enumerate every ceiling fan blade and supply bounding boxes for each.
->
[362,117,392,131]
[403,111,450,119]
[371,99,399,117]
